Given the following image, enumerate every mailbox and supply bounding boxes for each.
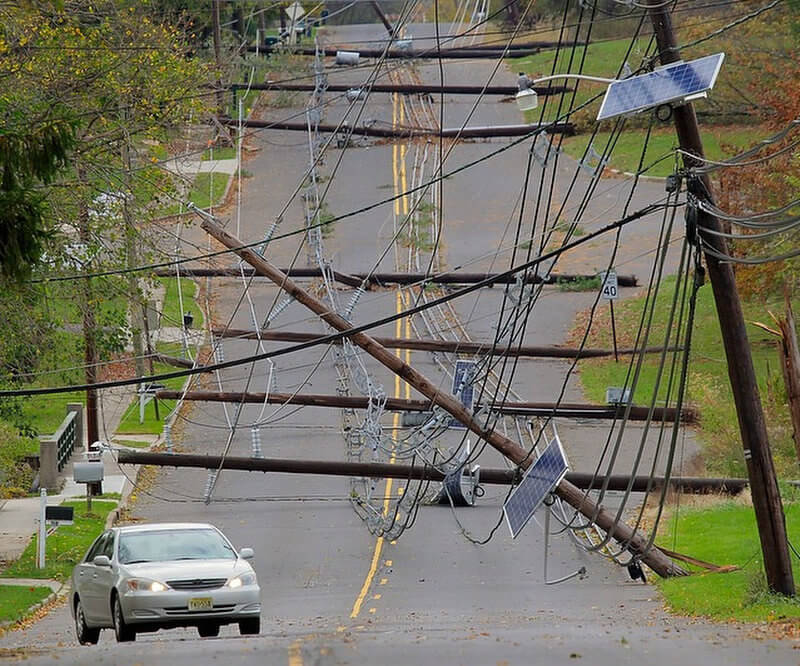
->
[73,461,104,484]
[45,505,74,525]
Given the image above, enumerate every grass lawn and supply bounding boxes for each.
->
[157,277,203,331]
[202,146,236,160]
[559,126,766,178]
[187,172,230,210]
[1,500,116,582]
[0,585,52,623]
[656,496,800,622]
[115,353,188,435]
[572,276,800,477]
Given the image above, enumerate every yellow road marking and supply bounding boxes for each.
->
[380,578,388,585]
[350,291,408,619]
[373,593,382,600]
[392,93,400,216]
[288,640,303,666]
[399,100,408,216]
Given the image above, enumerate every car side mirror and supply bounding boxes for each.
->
[239,547,254,560]
[93,555,111,567]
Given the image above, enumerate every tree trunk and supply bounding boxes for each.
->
[778,291,800,462]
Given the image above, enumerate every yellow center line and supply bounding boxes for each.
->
[392,93,400,217]
[288,640,303,666]
[350,269,408,621]
[399,100,408,216]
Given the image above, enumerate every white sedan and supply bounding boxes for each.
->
[70,523,261,644]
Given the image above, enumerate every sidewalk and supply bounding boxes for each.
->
[0,430,157,565]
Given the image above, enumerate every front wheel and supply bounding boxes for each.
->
[198,623,220,638]
[74,597,100,645]
[239,618,260,635]
[112,594,136,643]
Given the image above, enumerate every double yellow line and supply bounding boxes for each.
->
[349,93,411,620]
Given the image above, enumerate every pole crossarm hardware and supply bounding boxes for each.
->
[647,0,794,595]
[117,450,747,495]
[152,267,637,288]
[210,327,675,361]
[246,45,541,59]
[231,82,571,96]
[200,218,687,577]
[155,389,698,424]
[219,117,576,138]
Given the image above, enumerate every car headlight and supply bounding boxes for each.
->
[126,578,169,593]
[227,572,257,588]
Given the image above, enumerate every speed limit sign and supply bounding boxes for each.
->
[601,270,618,300]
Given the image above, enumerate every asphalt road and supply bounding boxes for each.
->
[1,22,796,666]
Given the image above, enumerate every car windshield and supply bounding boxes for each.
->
[118,528,235,564]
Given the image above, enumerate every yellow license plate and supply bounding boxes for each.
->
[188,597,213,611]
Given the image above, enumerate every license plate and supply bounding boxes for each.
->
[188,597,213,611]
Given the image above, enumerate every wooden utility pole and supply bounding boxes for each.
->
[211,0,225,119]
[117,450,748,495]
[201,219,686,577]
[648,1,794,595]
[368,0,396,38]
[155,388,697,423]
[76,163,99,449]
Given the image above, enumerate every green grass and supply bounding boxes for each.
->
[1,500,116,582]
[656,499,800,622]
[157,277,203,331]
[202,146,236,160]
[187,172,230,210]
[0,585,52,623]
[559,126,766,178]
[574,276,800,476]
[115,355,187,435]
[112,439,151,448]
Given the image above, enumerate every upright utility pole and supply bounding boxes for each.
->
[648,1,794,595]
[211,0,225,118]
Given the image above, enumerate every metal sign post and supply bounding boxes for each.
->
[601,270,619,362]
[37,489,46,569]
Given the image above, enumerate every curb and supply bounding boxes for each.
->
[105,439,160,529]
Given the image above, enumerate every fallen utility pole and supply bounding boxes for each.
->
[152,267,636,288]
[154,389,698,424]
[246,45,540,59]
[211,327,677,361]
[369,0,396,37]
[232,82,570,96]
[220,117,576,137]
[117,450,746,495]
[200,218,686,577]
[648,1,793,594]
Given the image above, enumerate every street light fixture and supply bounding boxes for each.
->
[515,73,617,113]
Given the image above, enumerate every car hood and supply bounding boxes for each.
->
[121,559,251,582]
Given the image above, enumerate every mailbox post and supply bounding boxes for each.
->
[74,444,105,512]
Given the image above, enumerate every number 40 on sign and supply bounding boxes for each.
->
[601,270,618,300]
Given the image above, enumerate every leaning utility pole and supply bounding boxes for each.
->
[648,1,794,595]
[201,218,686,577]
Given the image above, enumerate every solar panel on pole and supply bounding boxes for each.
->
[596,53,725,121]
[503,436,569,538]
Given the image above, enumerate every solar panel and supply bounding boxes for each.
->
[450,359,476,430]
[596,53,725,121]
[503,436,569,538]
